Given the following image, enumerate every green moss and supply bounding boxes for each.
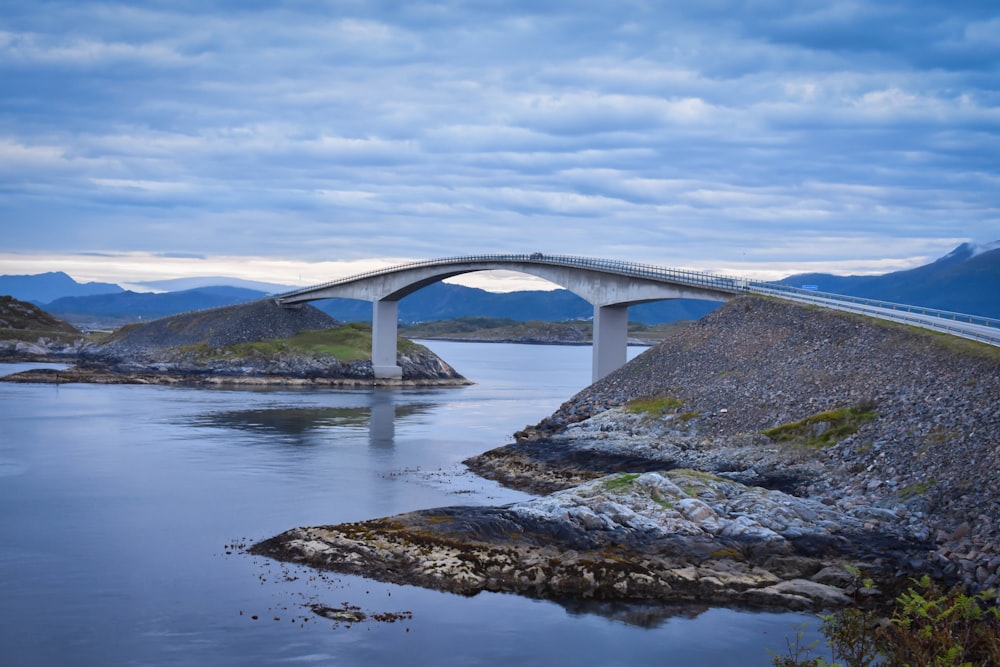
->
[651,495,674,509]
[626,394,684,418]
[602,473,641,491]
[670,468,727,484]
[900,479,936,498]
[762,404,877,449]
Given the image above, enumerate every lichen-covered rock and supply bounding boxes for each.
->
[252,470,922,610]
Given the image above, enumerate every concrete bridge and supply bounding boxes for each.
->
[275,253,1000,380]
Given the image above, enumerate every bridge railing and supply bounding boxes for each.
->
[272,254,538,298]
[745,283,1000,346]
[744,281,1000,328]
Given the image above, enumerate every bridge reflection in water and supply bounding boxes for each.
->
[190,394,431,450]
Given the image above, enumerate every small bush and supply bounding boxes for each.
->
[771,570,1000,667]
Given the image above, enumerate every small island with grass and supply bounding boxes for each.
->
[1,297,466,386]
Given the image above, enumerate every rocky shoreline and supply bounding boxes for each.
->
[252,468,925,610]
[0,364,469,387]
[251,296,1000,611]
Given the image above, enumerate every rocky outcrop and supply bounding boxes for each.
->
[255,295,1000,608]
[469,296,1000,592]
[253,469,922,610]
[0,336,89,359]
[89,299,337,359]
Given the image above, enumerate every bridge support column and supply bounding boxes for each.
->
[372,299,402,379]
[592,304,628,382]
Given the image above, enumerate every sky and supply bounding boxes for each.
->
[1,0,998,291]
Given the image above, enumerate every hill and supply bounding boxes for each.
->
[466,296,1000,596]
[0,271,123,303]
[62,299,464,384]
[0,295,85,359]
[0,295,80,334]
[779,241,1000,317]
[92,298,339,360]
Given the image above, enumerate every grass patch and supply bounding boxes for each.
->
[626,394,684,418]
[670,468,727,483]
[899,479,936,498]
[179,323,424,362]
[762,403,877,449]
[602,473,641,491]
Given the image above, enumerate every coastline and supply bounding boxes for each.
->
[250,296,1000,612]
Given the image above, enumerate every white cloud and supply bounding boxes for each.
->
[0,1,996,287]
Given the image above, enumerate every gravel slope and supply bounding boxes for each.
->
[505,296,1000,591]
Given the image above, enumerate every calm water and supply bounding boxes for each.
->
[0,343,818,666]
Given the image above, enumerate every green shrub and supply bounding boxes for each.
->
[771,570,1000,667]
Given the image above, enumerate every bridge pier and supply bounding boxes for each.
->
[592,304,629,382]
[372,299,402,379]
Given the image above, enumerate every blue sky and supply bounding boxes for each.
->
[1,1,998,290]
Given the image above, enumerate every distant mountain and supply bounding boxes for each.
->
[778,241,1000,318]
[10,241,995,327]
[0,271,123,304]
[45,286,269,324]
[26,278,718,327]
[132,276,292,294]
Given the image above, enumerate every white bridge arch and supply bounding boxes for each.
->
[276,254,745,380]
[275,253,1000,381]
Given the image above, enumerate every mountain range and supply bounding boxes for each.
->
[2,242,997,326]
[778,241,1000,317]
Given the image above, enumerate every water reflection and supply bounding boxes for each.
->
[190,395,433,449]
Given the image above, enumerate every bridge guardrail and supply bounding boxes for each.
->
[747,284,1000,346]
[747,281,1000,329]
[275,253,1000,347]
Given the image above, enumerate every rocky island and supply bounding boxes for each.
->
[0,297,466,386]
[252,296,1000,611]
